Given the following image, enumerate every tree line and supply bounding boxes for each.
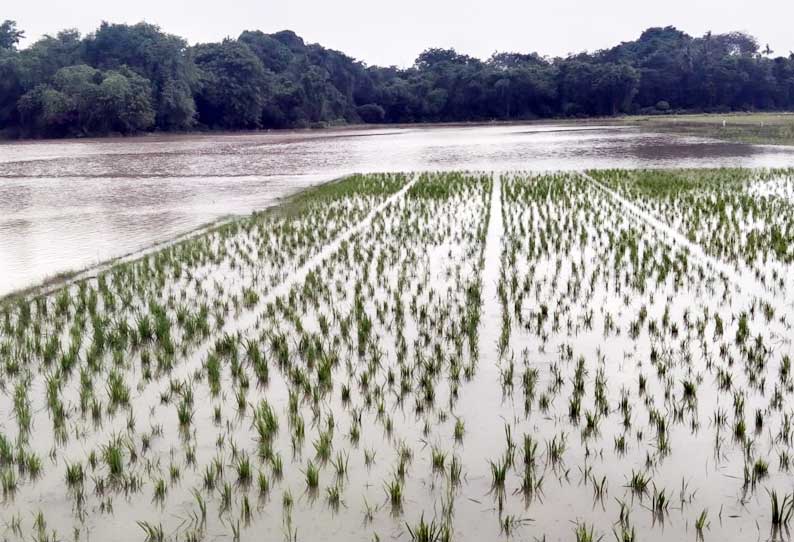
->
[1,20,793,138]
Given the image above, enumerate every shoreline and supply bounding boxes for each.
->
[3,112,794,150]
[0,118,631,149]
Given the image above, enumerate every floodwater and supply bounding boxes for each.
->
[2,169,794,542]
[3,123,794,297]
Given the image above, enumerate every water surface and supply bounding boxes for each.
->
[3,123,794,296]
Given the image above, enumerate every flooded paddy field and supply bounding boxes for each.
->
[6,123,794,297]
[2,168,794,541]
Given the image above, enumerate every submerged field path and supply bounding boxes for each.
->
[453,174,518,479]
[480,175,503,361]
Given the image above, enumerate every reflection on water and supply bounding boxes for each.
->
[2,123,794,296]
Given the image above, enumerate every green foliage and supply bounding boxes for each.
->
[0,20,24,50]
[193,40,267,128]
[17,64,155,136]
[3,20,794,138]
[84,22,197,129]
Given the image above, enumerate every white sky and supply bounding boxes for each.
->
[8,0,794,67]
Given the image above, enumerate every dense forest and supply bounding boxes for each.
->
[1,20,793,138]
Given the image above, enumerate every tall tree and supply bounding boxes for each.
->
[193,40,267,128]
[0,20,24,50]
[84,22,197,129]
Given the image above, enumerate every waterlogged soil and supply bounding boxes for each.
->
[6,124,794,296]
[2,170,794,542]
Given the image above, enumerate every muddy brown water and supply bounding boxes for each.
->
[4,124,794,297]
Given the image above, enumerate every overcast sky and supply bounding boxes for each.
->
[8,0,794,66]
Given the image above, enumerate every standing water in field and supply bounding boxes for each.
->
[2,171,794,541]
[4,123,794,296]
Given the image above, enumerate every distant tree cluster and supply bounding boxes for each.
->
[1,21,793,138]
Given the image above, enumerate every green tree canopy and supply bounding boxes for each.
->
[0,20,24,50]
[3,22,794,138]
[18,64,154,136]
[193,40,267,128]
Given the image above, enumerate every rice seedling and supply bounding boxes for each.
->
[326,485,341,509]
[153,478,167,503]
[454,419,465,442]
[192,488,207,526]
[102,438,125,479]
[651,484,670,519]
[431,447,447,473]
[314,431,333,463]
[385,476,404,509]
[246,467,265,497]
[271,454,284,479]
[137,521,165,542]
[695,509,709,538]
[489,455,509,491]
[282,488,294,511]
[0,469,17,498]
[364,449,376,468]
[331,451,349,480]
[305,461,319,490]
[236,453,253,486]
[613,522,635,542]
[106,369,130,407]
[220,482,233,513]
[769,490,794,529]
[241,494,253,525]
[626,470,651,495]
[405,514,447,542]
[500,514,532,536]
[65,462,84,489]
[177,399,193,427]
[574,522,599,542]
